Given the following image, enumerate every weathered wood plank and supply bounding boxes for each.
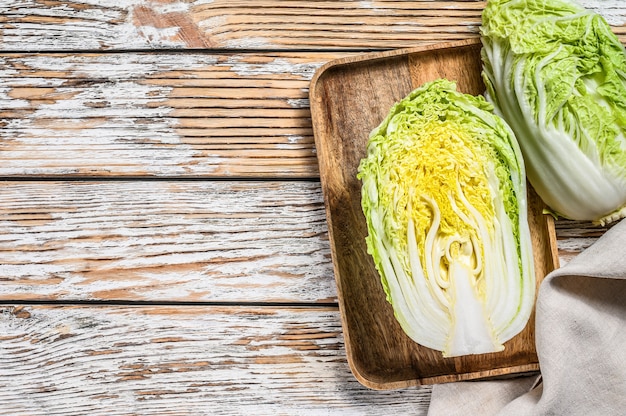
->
[0,52,348,178]
[0,180,606,303]
[2,3,625,179]
[0,181,336,303]
[0,0,482,51]
[0,304,432,415]
[555,219,615,266]
[1,1,623,52]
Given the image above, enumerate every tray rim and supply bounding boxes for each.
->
[309,38,558,390]
[309,38,483,96]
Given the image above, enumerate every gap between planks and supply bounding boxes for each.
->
[0,299,339,308]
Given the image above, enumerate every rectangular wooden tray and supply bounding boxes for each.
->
[309,38,560,389]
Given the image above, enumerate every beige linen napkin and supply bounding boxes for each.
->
[427,218,626,416]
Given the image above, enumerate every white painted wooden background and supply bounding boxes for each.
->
[0,1,623,415]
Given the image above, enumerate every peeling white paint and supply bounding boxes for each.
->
[18,3,121,21]
[1,0,624,51]
[359,1,382,12]
[151,1,191,14]
[0,182,334,303]
[286,135,305,144]
[0,305,432,415]
[2,0,193,50]
[0,50,322,177]
[29,82,171,118]
[226,57,322,79]
[224,36,273,49]
[0,87,29,109]
[15,55,78,72]
[197,15,227,30]
[133,25,185,48]
[15,53,219,79]
[287,98,310,109]
[0,53,220,176]
[581,0,626,25]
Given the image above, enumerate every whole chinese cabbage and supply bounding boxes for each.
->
[357,80,535,357]
[481,0,626,224]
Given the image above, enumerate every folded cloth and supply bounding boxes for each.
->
[427,218,626,416]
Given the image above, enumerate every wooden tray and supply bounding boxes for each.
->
[309,38,560,389]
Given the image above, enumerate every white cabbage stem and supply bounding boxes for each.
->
[445,237,502,356]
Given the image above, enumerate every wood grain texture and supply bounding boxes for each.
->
[555,219,615,266]
[0,180,337,303]
[1,1,623,52]
[1,3,625,179]
[0,52,351,178]
[0,304,432,415]
[0,0,483,51]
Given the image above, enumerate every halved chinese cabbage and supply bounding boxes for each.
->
[481,0,626,224]
[357,79,535,357]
